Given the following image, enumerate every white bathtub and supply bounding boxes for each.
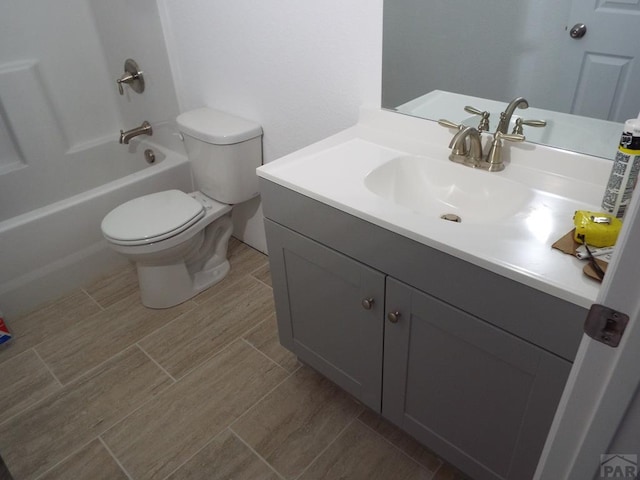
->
[0,133,192,319]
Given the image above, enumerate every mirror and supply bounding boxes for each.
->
[382,0,640,158]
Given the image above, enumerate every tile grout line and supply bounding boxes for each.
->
[150,339,294,480]
[150,331,286,479]
[32,347,64,388]
[124,301,199,354]
[292,412,362,480]
[191,267,269,306]
[149,307,278,383]
[0,289,111,369]
[173,333,266,382]
[35,344,179,445]
[140,273,267,361]
[81,287,106,311]
[99,435,135,480]
[0,349,66,428]
[251,275,273,290]
[95,347,179,429]
[106,336,283,449]
[228,343,302,430]
[355,416,440,480]
[240,336,290,372]
[247,261,271,284]
[60,345,178,439]
[241,326,299,373]
[31,436,104,480]
[136,342,177,383]
[155,431,226,480]
[227,427,288,480]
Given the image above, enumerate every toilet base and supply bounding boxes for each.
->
[132,213,234,309]
[137,259,230,308]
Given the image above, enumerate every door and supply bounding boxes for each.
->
[383,277,571,480]
[534,167,640,478]
[559,0,640,121]
[264,219,386,411]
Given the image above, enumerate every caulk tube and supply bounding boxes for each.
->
[602,112,640,218]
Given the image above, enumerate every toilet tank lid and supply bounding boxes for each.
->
[176,107,263,145]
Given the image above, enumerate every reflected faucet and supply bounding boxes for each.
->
[496,97,528,134]
[119,121,152,144]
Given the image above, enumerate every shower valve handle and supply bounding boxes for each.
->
[117,73,136,95]
[116,59,145,95]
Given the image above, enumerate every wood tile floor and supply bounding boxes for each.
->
[0,238,470,480]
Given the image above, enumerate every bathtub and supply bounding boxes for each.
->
[0,131,192,319]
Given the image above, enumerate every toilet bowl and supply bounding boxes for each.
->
[101,108,263,308]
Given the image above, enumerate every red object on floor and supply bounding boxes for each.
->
[0,315,11,344]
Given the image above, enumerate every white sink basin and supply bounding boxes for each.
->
[257,107,613,308]
[364,155,534,224]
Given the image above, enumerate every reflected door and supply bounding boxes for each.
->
[560,0,640,121]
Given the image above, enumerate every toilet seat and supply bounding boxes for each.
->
[102,190,206,246]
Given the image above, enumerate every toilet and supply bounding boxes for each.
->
[101,108,263,308]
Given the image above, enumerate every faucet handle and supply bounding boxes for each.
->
[482,131,525,172]
[512,118,547,135]
[464,106,490,131]
[437,119,463,130]
[116,59,145,96]
[495,131,525,143]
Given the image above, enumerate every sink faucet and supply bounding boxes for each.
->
[119,120,152,144]
[440,119,525,171]
[496,97,528,134]
[449,126,483,166]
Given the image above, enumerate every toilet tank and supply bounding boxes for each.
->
[176,108,263,204]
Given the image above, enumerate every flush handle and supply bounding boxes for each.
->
[570,23,587,39]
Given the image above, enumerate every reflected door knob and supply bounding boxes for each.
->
[570,23,587,39]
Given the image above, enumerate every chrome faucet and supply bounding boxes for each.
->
[439,119,525,171]
[438,96,549,171]
[448,126,483,166]
[119,121,152,144]
[496,97,528,134]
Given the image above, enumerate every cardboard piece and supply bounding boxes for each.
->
[552,229,608,283]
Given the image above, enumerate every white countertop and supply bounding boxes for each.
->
[258,108,614,308]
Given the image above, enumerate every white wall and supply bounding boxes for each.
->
[158,0,383,252]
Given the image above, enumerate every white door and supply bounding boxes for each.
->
[534,180,640,478]
[558,0,640,122]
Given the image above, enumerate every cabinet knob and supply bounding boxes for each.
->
[361,298,375,310]
[387,311,401,323]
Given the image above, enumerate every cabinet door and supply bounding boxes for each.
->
[265,220,385,411]
[383,277,571,480]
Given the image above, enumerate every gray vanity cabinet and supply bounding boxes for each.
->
[261,180,585,480]
[265,219,385,411]
[383,277,571,480]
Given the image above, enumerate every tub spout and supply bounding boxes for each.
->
[119,121,152,144]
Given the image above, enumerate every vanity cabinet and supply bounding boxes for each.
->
[265,219,385,411]
[383,277,571,480]
[261,179,587,480]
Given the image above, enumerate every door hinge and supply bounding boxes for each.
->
[584,304,629,347]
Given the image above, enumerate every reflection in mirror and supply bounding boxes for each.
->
[382,0,640,158]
